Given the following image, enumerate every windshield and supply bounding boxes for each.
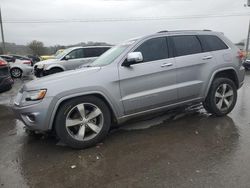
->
[90,43,132,67]
[54,48,73,59]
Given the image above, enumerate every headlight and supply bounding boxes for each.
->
[37,64,44,69]
[25,89,47,101]
[18,89,47,106]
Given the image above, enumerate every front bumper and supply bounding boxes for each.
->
[12,97,55,131]
[34,66,44,77]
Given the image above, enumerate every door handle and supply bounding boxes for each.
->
[161,63,173,67]
[202,56,213,60]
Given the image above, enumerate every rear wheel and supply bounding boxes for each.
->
[10,68,22,78]
[203,78,237,116]
[55,96,111,149]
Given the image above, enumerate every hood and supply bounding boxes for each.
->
[24,67,101,90]
[35,59,57,66]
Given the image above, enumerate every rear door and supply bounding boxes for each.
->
[170,35,216,101]
[119,37,177,115]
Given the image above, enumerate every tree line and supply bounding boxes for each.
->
[0,40,112,56]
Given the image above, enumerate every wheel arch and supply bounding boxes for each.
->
[45,64,65,71]
[48,92,118,131]
[205,67,239,98]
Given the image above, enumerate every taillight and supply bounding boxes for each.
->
[23,61,31,65]
[0,60,7,66]
[238,51,246,61]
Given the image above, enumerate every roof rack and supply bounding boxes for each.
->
[157,29,212,33]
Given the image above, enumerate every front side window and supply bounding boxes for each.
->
[134,37,169,63]
[67,48,84,59]
[198,35,228,52]
[171,35,202,57]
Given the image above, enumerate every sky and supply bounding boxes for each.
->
[1,0,250,46]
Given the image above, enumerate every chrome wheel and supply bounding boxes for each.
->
[214,83,234,112]
[11,68,22,78]
[65,103,104,141]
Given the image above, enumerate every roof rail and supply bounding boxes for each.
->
[157,30,168,33]
[203,29,212,31]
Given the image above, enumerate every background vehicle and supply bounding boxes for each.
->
[34,46,111,77]
[243,59,250,70]
[0,55,15,63]
[0,57,13,92]
[0,55,33,78]
[9,60,33,78]
[9,54,33,66]
[40,49,64,60]
[13,30,245,149]
[0,55,32,66]
[27,55,41,64]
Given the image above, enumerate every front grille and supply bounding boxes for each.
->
[0,67,9,76]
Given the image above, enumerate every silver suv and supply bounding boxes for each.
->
[13,30,245,149]
[34,46,111,77]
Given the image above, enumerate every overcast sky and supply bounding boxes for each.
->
[1,0,250,46]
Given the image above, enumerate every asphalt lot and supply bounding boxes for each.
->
[0,73,250,188]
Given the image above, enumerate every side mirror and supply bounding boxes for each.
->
[123,52,143,67]
[64,55,70,60]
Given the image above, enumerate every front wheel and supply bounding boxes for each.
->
[203,78,237,116]
[55,96,111,149]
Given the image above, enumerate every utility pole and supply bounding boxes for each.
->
[0,7,6,54]
[245,0,250,60]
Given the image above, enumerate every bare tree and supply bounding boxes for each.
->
[27,40,45,56]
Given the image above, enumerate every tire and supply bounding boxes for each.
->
[10,68,22,78]
[203,78,237,116]
[47,68,63,75]
[55,96,111,149]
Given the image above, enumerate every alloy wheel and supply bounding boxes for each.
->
[11,68,22,78]
[65,103,104,141]
[214,83,234,112]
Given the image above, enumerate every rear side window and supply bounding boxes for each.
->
[198,35,228,52]
[134,37,169,62]
[84,47,110,58]
[171,35,202,57]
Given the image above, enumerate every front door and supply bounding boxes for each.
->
[119,37,177,115]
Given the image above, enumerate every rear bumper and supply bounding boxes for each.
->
[238,66,245,89]
[23,66,34,77]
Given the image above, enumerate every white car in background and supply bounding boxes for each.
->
[0,55,33,78]
[34,46,111,77]
[9,59,33,78]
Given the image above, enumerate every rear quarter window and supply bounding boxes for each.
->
[198,35,229,52]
